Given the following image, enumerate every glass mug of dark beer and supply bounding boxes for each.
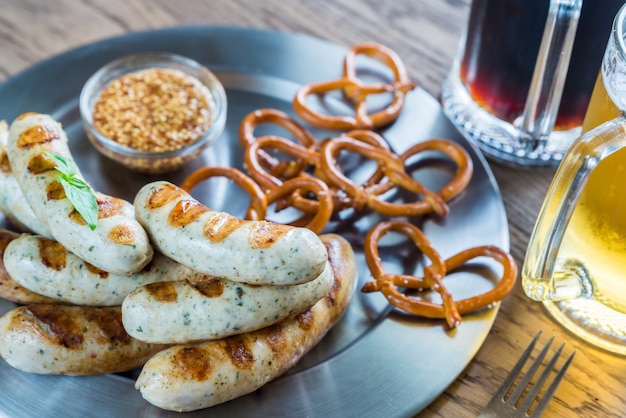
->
[442,0,624,166]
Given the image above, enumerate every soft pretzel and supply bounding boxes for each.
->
[293,42,416,130]
[361,220,517,328]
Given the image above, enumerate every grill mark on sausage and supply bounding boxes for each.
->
[249,221,290,249]
[25,304,83,349]
[96,197,125,219]
[296,308,315,331]
[17,123,60,149]
[190,277,225,297]
[223,335,254,370]
[147,183,183,210]
[108,224,138,245]
[144,281,178,302]
[86,262,109,278]
[28,152,58,176]
[323,238,342,308]
[168,200,210,228]
[203,212,243,242]
[172,346,212,382]
[46,180,66,200]
[83,308,130,344]
[68,197,128,228]
[38,238,67,271]
[263,325,287,353]
[324,279,340,309]
[0,148,10,173]
[67,208,87,225]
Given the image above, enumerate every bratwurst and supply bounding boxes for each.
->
[134,181,328,285]
[6,113,153,275]
[0,121,51,237]
[122,261,333,344]
[0,305,169,375]
[4,233,202,306]
[0,228,57,304]
[135,233,357,412]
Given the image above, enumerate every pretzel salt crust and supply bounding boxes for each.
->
[361,220,517,328]
[293,43,417,130]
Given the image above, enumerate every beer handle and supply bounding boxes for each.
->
[519,0,583,143]
[522,118,626,301]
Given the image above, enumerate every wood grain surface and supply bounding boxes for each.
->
[0,1,623,417]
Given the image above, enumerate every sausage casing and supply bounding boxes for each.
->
[134,180,328,285]
[0,305,169,375]
[6,113,153,275]
[3,233,201,306]
[122,261,333,344]
[0,121,51,237]
[135,233,357,412]
[0,228,57,304]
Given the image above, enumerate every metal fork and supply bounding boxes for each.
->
[477,332,576,418]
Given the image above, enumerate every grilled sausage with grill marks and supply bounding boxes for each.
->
[6,113,153,275]
[135,233,357,412]
[122,261,333,344]
[133,181,327,285]
[0,121,51,237]
[0,305,169,375]
[4,233,202,306]
[0,228,57,304]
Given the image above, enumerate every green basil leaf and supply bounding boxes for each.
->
[45,152,76,177]
[45,151,99,230]
[59,177,98,230]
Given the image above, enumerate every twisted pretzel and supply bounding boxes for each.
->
[321,136,451,217]
[239,108,319,179]
[180,166,333,233]
[243,130,393,214]
[361,220,517,329]
[293,42,417,130]
[243,127,472,218]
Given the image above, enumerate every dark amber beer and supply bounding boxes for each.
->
[442,0,624,165]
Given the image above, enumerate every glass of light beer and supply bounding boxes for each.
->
[442,0,624,166]
[523,3,626,355]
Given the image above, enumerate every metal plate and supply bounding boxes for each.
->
[0,27,509,418]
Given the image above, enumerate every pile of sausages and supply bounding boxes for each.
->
[0,113,357,412]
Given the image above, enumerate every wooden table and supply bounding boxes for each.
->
[1,1,623,416]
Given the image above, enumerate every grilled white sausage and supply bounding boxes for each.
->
[0,228,57,304]
[135,234,357,412]
[122,261,333,344]
[134,180,327,285]
[0,121,51,237]
[0,305,169,375]
[3,233,202,306]
[6,113,153,275]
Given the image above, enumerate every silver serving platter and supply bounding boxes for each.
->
[0,27,509,418]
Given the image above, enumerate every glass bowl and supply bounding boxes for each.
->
[79,52,227,174]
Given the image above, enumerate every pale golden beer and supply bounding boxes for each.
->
[523,4,626,355]
[581,73,622,132]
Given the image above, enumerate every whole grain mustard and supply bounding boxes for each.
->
[92,68,213,153]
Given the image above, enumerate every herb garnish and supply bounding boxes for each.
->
[45,152,98,230]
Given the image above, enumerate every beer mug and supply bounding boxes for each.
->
[442,0,624,166]
[523,3,626,355]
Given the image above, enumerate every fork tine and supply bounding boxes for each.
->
[516,339,560,413]
[529,349,576,418]
[491,331,541,401]
[507,335,553,406]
